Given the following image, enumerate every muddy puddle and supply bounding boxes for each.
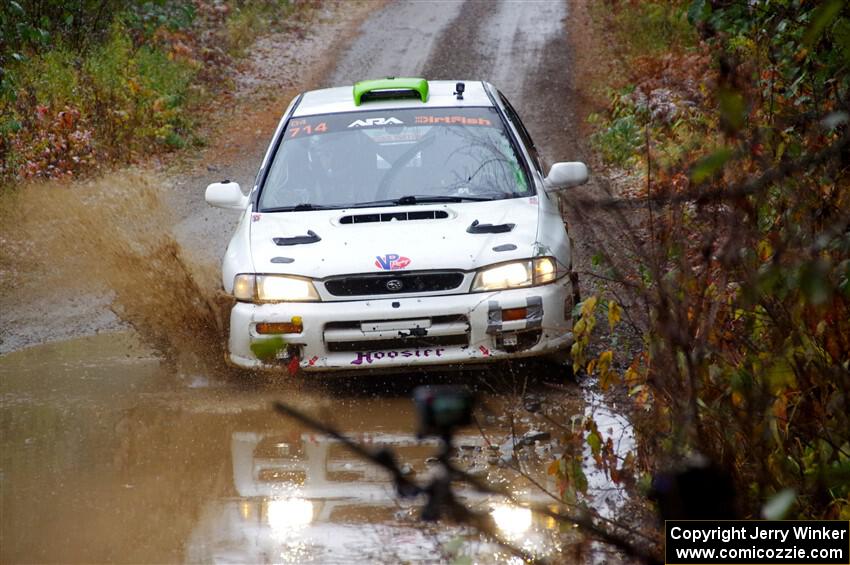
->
[0,327,641,563]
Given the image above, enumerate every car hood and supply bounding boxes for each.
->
[249,197,541,278]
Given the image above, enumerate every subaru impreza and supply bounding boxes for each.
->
[205,78,588,374]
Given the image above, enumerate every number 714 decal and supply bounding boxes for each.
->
[287,121,328,138]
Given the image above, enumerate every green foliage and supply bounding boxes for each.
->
[570,296,598,369]
[803,0,845,46]
[122,1,197,36]
[136,46,193,96]
[1,18,199,184]
[589,0,850,521]
[0,0,314,186]
[628,0,850,518]
[83,30,134,106]
[590,113,643,167]
[690,148,731,184]
[1,0,195,62]
[16,49,79,108]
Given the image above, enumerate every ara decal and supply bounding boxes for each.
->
[348,117,404,128]
[375,253,411,270]
[252,213,262,222]
[351,348,446,365]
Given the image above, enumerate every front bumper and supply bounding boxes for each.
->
[227,278,573,373]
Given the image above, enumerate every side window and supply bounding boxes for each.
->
[498,92,543,173]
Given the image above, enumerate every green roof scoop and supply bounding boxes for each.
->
[353,77,429,106]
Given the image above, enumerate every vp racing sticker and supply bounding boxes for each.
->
[375,253,411,270]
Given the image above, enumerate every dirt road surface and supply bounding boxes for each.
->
[0,2,636,562]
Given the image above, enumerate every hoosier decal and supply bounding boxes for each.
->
[351,348,445,365]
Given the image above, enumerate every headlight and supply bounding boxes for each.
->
[471,257,559,291]
[232,274,320,302]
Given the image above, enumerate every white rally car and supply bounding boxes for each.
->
[206,78,587,373]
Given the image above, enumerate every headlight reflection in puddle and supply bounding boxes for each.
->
[266,498,314,534]
[491,503,533,538]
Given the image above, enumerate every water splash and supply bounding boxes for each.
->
[1,172,233,373]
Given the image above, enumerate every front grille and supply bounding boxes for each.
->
[324,314,467,331]
[326,334,468,352]
[323,314,470,352]
[324,271,465,297]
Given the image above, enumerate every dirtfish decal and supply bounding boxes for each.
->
[375,253,411,270]
[351,348,445,365]
[348,117,404,128]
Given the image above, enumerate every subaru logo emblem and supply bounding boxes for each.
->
[386,279,403,291]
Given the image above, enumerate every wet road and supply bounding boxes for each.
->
[0,1,634,563]
[1,332,600,563]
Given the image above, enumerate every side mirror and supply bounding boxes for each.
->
[205,181,249,210]
[543,162,588,191]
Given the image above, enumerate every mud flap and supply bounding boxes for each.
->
[568,270,581,321]
[526,296,543,328]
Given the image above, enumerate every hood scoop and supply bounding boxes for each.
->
[467,219,515,234]
[273,230,321,246]
[339,210,449,224]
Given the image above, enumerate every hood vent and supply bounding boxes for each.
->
[273,230,321,246]
[467,219,515,234]
[339,210,449,224]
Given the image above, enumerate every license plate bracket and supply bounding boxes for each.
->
[361,318,431,332]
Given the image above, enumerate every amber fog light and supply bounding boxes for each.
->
[256,318,303,334]
[501,307,528,321]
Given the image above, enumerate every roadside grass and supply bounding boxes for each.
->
[0,0,316,189]
[607,1,695,58]
[226,0,315,56]
[585,0,706,175]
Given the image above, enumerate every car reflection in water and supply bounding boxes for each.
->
[185,429,560,563]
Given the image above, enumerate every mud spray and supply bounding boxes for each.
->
[0,172,234,375]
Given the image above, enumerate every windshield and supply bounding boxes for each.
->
[258,107,532,211]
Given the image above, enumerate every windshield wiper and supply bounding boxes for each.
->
[351,195,494,208]
[262,203,340,212]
